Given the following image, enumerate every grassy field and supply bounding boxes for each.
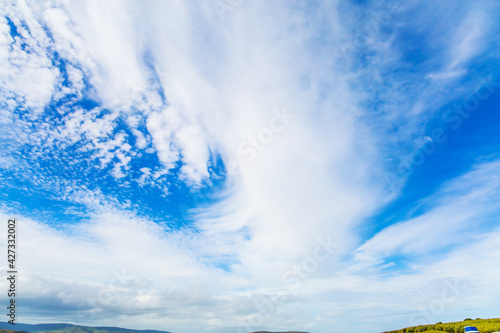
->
[383,318,500,333]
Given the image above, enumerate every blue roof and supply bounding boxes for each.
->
[465,327,479,332]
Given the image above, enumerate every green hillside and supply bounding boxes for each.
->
[383,318,500,333]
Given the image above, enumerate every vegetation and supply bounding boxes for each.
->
[383,318,500,333]
[1,330,29,333]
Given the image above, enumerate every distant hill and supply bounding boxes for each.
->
[383,318,500,333]
[0,323,311,333]
[1,329,29,333]
[0,323,170,333]
[0,324,71,333]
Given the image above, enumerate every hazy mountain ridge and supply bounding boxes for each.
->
[0,323,169,333]
[0,323,310,333]
[1,329,29,333]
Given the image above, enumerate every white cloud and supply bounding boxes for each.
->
[427,4,493,81]
[60,0,151,111]
[146,108,181,170]
[448,9,488,70]
[354,160,500,268]
[132,129,148,149]
[0,3,59,111]
[176,125,210,184]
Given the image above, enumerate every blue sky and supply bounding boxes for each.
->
[1,1,500,332]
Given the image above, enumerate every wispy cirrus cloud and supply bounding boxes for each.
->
[353,159,500,269]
